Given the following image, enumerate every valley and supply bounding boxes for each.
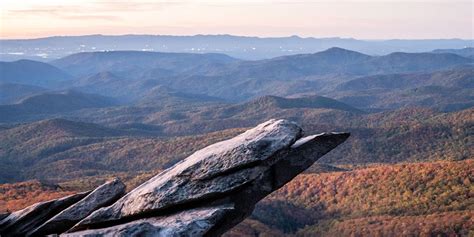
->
[0,46,472,236]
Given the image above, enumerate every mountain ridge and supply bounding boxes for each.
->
[2,34,472,60]
[0,91,117,123]
[0,60,73,87]
[51,50,239,77]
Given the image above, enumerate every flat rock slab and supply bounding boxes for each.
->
[62,205,234,237]
[0,191,90,236]
[29,179,126,236]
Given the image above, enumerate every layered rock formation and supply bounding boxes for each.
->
[0,180,125,236]
[0,192,91,236]
[0,119,349,236]
[29,179,126,236]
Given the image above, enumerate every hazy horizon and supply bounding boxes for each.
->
[1,0,472,40]
[1,33,474,41]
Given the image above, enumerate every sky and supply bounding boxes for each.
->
[0,0,472,39]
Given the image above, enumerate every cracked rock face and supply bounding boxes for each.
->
[68,119,349,236]
[29,179,126,236]
[71,119,304,231]
[62,205,235,237]
[0,119,349,237]
[0,191,90,236]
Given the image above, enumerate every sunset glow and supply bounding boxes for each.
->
[0,0,472,39]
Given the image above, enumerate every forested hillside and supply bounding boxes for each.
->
[3,160,472,236]
[1,107,471,183]
[229,159,474,236]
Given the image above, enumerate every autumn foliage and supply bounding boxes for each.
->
[229,159,474,236]
[0,180,74,213]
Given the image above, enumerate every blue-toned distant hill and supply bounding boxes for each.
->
[48,48,472,102]
[1,48,472,126]
[50,51,238,77]
[0,60,73,87]
[153,48,472,101]
[1,34,473,60]
[331,66,474,112]
[220,48,472,77]
[432,47,474,59]
[0,83,48,104]
[0,90,116,123]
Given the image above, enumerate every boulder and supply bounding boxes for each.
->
[29,178,126,236]
[67,119,349,236]
[0,191,90,236]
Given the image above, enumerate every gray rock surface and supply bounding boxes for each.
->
[62,205,235,237]
[29,179,126,236]
[0,191,90,236]
[0,213,10,222]
[67,119,349,236]
[70,119,304,231]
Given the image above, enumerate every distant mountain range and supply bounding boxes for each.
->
[1,34,473,61]
[1,47,472,124]
[173,48,471,100]
[50,50,238,77]
[45,48,473,101]
[432,47,474,58]
[331,67,474,111]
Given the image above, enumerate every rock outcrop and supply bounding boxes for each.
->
[0,192,90,236]
[0,119,349,236]
[69,119,349,236]
[29,179,126,236]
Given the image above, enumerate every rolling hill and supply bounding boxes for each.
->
[2,160,472,236]
[0,90,117,123]
[68,72,225,105]
[43,48,474,102]
[0,118,244,183]
[209,94,361,115]
[228,159,473,236]
[59,95,361,135]
[0,106,471,183]
[0,83,48,104]
[51,51,239,77]
[0,60,73,87]
[224,48,472,78]
[432,47,474,58]
[146,48,473,101]
[337,67,474,91]
[331,66,474,111]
